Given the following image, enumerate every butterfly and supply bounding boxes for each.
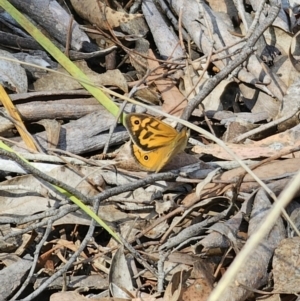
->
[125,113,188,172]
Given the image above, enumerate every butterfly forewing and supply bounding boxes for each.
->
[125,113,184,150]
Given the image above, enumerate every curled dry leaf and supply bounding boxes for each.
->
[181,260,214,301]
[109,246,134,298]
[34,119,62,149]
[193,122,300,160]
[70,0,144,31]
[288,30,300,72]
[164,269,192,301]
[276,77,300,131]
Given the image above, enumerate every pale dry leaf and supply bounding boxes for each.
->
[0,255,32,300]
[215,158,300,185]
[206,0,238,22]
[276,77,300,131]
[0,175,58,217]
[264,26,292,54]
[109,246,134,298]
[34,60,128,92]
[0,49,27,93]
[264,26,299,86]
[144,220,169,239]
[14,233,32,256]
[155,200,175,215]
[50,291,89,301]
[0,225,21,252]
[13,52,52,79]
[239,83,280,118]
[133,86,160,105]
[37,275,108,292]
[0,167,103,227]
[180,65,207,100]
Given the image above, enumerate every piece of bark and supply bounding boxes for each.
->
[142,0,184,59]
[9,0,90,51]
[16,98,103,121]
[30,111,129,154]
[0,254,32,300]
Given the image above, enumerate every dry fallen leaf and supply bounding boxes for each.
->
[70,0,144,31]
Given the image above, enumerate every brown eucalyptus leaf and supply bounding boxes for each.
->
[70,0,143,31]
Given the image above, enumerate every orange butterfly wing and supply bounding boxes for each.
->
[125,113,188,172]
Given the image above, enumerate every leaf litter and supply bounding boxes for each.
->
[0,0,299,301]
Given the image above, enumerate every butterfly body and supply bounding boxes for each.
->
[125,113,188,172]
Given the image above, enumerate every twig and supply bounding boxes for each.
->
[4,205,78,240]
[18,193,102,301]
[246,0,267,37]
[65,14,73,57]
[232,111,298,143]
[157,250,171,292]
[0,203,71,225]
[0,110,44,153]
[160,203,234,250]
[156,0,189,41]
[91,171,179,203]
[10,220,53,300]
[119,236,158,277]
